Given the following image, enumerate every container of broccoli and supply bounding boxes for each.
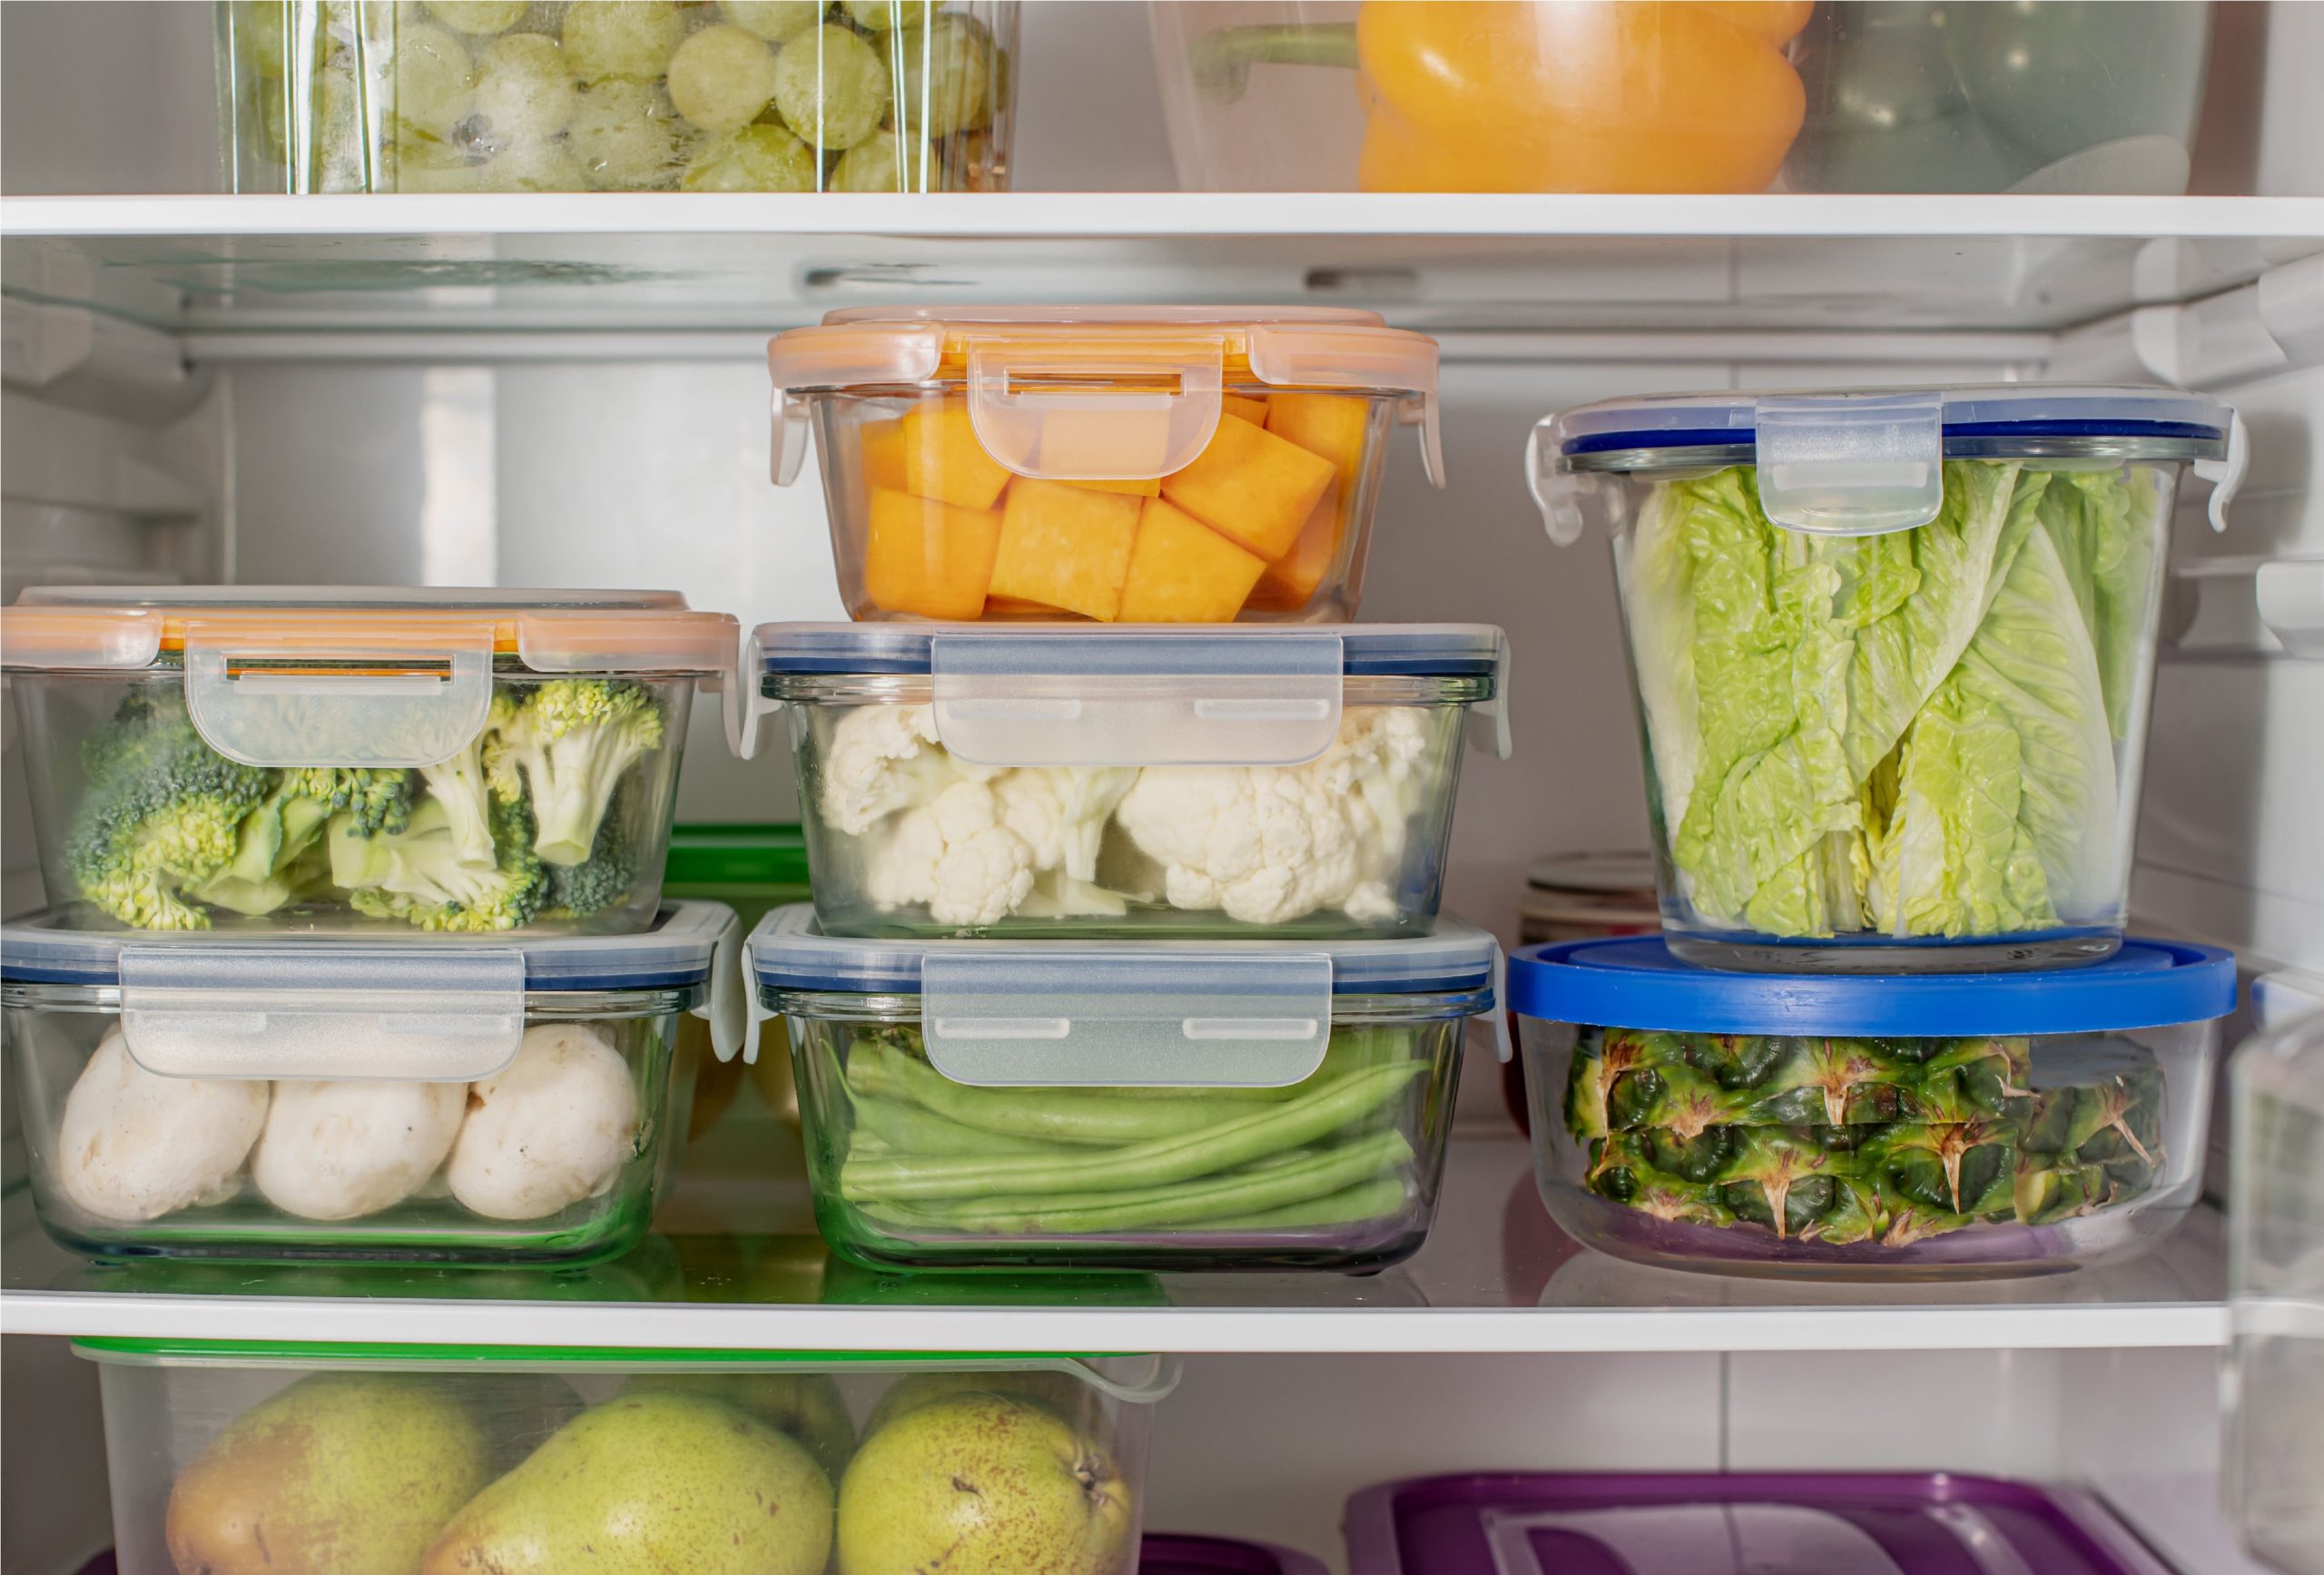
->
[1510,934,2237,1279]
[0,587,735,936]
[749,903,1506,1273]
[1530,384,2236,973]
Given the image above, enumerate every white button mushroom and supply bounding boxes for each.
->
[54,1028,269,1223]
[251,1079,467,1221]
[446,1022,639,1221]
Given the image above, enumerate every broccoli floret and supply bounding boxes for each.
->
[330,789,545,932]
[483,680,665,868]
[418,730,497,870]
[66,690,275,930]
[541,805,636,920]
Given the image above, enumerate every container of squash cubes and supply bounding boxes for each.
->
[0,586,734,936]
[765,307,1443,623]
[1509,935,2237,1277]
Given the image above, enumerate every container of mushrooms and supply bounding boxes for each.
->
[1,901,745,1265]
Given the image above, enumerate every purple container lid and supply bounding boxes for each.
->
[1342,1473,2174,1575]
[1144,1532,1334,1575]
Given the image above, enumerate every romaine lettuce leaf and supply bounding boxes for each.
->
[2034,465,2160,739]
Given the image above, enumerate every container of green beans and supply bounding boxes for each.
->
[216,1,1018,193]
[749,904,1507,1273]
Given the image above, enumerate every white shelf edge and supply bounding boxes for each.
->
[0,1290,2230,1355]
[5,192,2324,241]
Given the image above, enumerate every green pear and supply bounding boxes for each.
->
[836,1393,1135,1575]
[422,1390,831,1575]
[862,1369,1092,1440]
[619,1372,856,1479]
[166,1373,492,1575]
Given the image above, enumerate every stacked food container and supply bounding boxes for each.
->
[0,587,743,1266]
[1511,383,2245,1277]
[752,305,1510,1272]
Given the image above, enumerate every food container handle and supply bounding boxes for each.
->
[724,627,780,762]
[181,623,496,769]
[696,906,746,1063]
[2195,409,2248,533]
[1525,414,1587,546]
[1482,941,1512,1063]
[965,340,1226,480]
[1751,392,1945,536]
[771,390,812,487]
[116,944,527,1081]
[1469,626,1514,762]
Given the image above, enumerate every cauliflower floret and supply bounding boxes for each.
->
[1114,707,1434,925]
[866,779,1039,928]
[817,704,997,836]
[995,767,1139,881]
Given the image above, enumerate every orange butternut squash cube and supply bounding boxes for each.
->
[902,398,1012,511]
[1254,484,1345,609]
[1118,498,1266,624]
[860,418,909,494]
[1265,394,1371,493]
[862,488,1003,622]
[989,478,1142,622]
[1160,413,1335,561]
[1223,393,1270,425]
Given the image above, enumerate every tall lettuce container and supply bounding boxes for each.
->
[1528,387,2239,972]
[80,1338,1171,1575]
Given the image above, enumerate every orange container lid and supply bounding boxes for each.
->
[1,587,738,674]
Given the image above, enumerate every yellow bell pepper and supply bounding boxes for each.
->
[1195,2,1813,194]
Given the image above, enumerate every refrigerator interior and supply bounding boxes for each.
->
[3,4,2322,1571]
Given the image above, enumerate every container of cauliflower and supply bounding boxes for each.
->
[752,902,1505,1271]
[1,901,743,1265]
[1,586,734,937]
[756,623,1505,938]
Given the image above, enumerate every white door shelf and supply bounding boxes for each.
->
[0,1135,2230,1355]
[5,192,2322,336]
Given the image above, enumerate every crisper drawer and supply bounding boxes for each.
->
[80,1339,1174,1575]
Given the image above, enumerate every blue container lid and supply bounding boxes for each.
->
[755,622,1504,679]
[1508,937,2236,1037]
[1549,385,2231,465]
[0,901,734,994]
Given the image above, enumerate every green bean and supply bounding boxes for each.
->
[848,1041,1281,1144]
[839,1059,1423,1202]
[1204,1174,1411,1230]
[849,1093,1078,1158]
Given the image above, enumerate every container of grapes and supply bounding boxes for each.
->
[217,2,1019,193]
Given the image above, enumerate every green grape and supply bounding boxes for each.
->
[485,136,586,190]
[719,0,824,43]
[665,23,777,133]
[889,14,997,141]
[770,22,888,151]
[680,123,818,191]
[842,0,937,28]
[566,78,687,188]
[390,20,476,139]
[559,0,684,82]
[426,0,527,33]
[471,31,576,146]
[830,124,904,192]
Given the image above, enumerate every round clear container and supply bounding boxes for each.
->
[80,1338,1170,1575]
[748,622,1505,940]
[752,904,1508,1273]
[1510,935,2236,1278]
[3,901,743,1266]
[217,1,1019,193]
[1530,386,2237,972]
[0,586,734,938]
[766,307,1443,624]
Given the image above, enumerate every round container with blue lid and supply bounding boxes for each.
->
[1509,935,2237,1278]
[1524,385,2238,976]
[1,901,743,1267]
[747,621,1507,942]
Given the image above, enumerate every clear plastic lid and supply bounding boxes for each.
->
[750,904,1507,1089]
[0,901,745,1079]
[1509,937,2236,1037]
[767,304,1443,488]
[1527,385,2235,539]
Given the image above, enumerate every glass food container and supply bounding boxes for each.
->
[1510,935,2235,1278]
[217,1,1019,193]
[752,904,1509,1272]
[2226,1004,2324,1575]
[0,586,735,938]
[3,901,744,1266]
[765,307,1443,624]
[745,622,1505,939]
[81,1337,1171,1575]
[1530,386,2239,972]
[1152,2,2219,198]
[1340,1472,2178,1575]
